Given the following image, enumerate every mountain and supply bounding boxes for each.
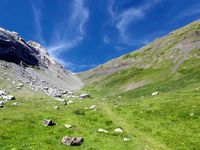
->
[0,27,83,97]
[79,20,200,94]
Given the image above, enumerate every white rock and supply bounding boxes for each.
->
[64,124,72,128]
[0,90,6,96]
[3,95,15,100]
[55,98,65,102]
[12,102,19,106]
[0,101,5,105]
[190,113,194,117]
[89,105,97,110]
[114,128,123,133]
[54,106,59,109]
[123,137,130,141]
[17,83,23,87]
[98,128,108,133]
[152,91,159,96]
[67,100,73,105]
[79,93,90,99]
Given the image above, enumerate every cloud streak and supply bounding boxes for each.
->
[109,0,161,45]
[31,0,90,69]
[48,0,89,55]
[31,0,45,45]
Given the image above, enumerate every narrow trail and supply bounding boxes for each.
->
[99,102,169,150]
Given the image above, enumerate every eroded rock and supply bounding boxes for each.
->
[62,136,84,146]
[43,119,56,126]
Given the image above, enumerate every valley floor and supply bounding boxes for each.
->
[0,78,200,150]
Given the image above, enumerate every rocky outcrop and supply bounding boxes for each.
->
[0,27,84,94]
[62,136,84,146]
[0,28,39,66]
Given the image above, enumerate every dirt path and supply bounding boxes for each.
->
[99,102,169,150]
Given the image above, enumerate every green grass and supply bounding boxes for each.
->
[1,64,200,150]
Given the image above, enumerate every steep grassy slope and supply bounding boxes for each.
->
[80,20,200,93]
[77,20,200,149]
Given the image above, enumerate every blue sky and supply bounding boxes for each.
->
[0,0,199,72]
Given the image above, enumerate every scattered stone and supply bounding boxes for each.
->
[98,128,108,133]
[114,128,123,133]
[67,100,74,105]
[0,90,6,96]
[54,106,59,109]
[17,83,23,87]
[79,93,91,99]
[64,124,72,129]
[43,87,49,90]
[3,95,15,100]
[53,93,62,98]
[123,137,130,142]
[43,119,56,126]
[89,105,97,110]
[55,98,65,102]
[0,101,5,105]
[152,91,159,96]
[12,102,19,106]
[62,136,84,146]
[190,113,194,117]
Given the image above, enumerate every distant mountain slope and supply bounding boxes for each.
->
[0,27,83,96]
[79,20,200,93]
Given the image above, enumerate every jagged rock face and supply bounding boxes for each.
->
[0,28,39,66]
[27,41,58,68]
[0,27,84,92]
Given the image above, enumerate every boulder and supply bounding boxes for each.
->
[89,105,97,110]
[12,102,19,105]
[55,98,65,102]
[114,128,123,133]
[54,106,59,109]
[17,83,23,87]
[64,124,72,129]
[98,128,108,133]
[43,119,56,126]
[123,137,130,142]
[3,95,15,100]
[152,91,159,96]
[79,93,91,99]
[62,136,84,146]
[67,100,74,105]
[0,101,5,105]
[0,90,6,97]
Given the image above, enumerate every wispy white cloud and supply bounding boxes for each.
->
[103,35,110,44]
[48,0,89,56]
[31,1,45,45]
[31,0,90,69]
[109,0,161,45]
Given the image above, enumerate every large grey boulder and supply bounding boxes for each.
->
[79,93,91,99]
[62,136,84,146]
[2,95,15,100]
